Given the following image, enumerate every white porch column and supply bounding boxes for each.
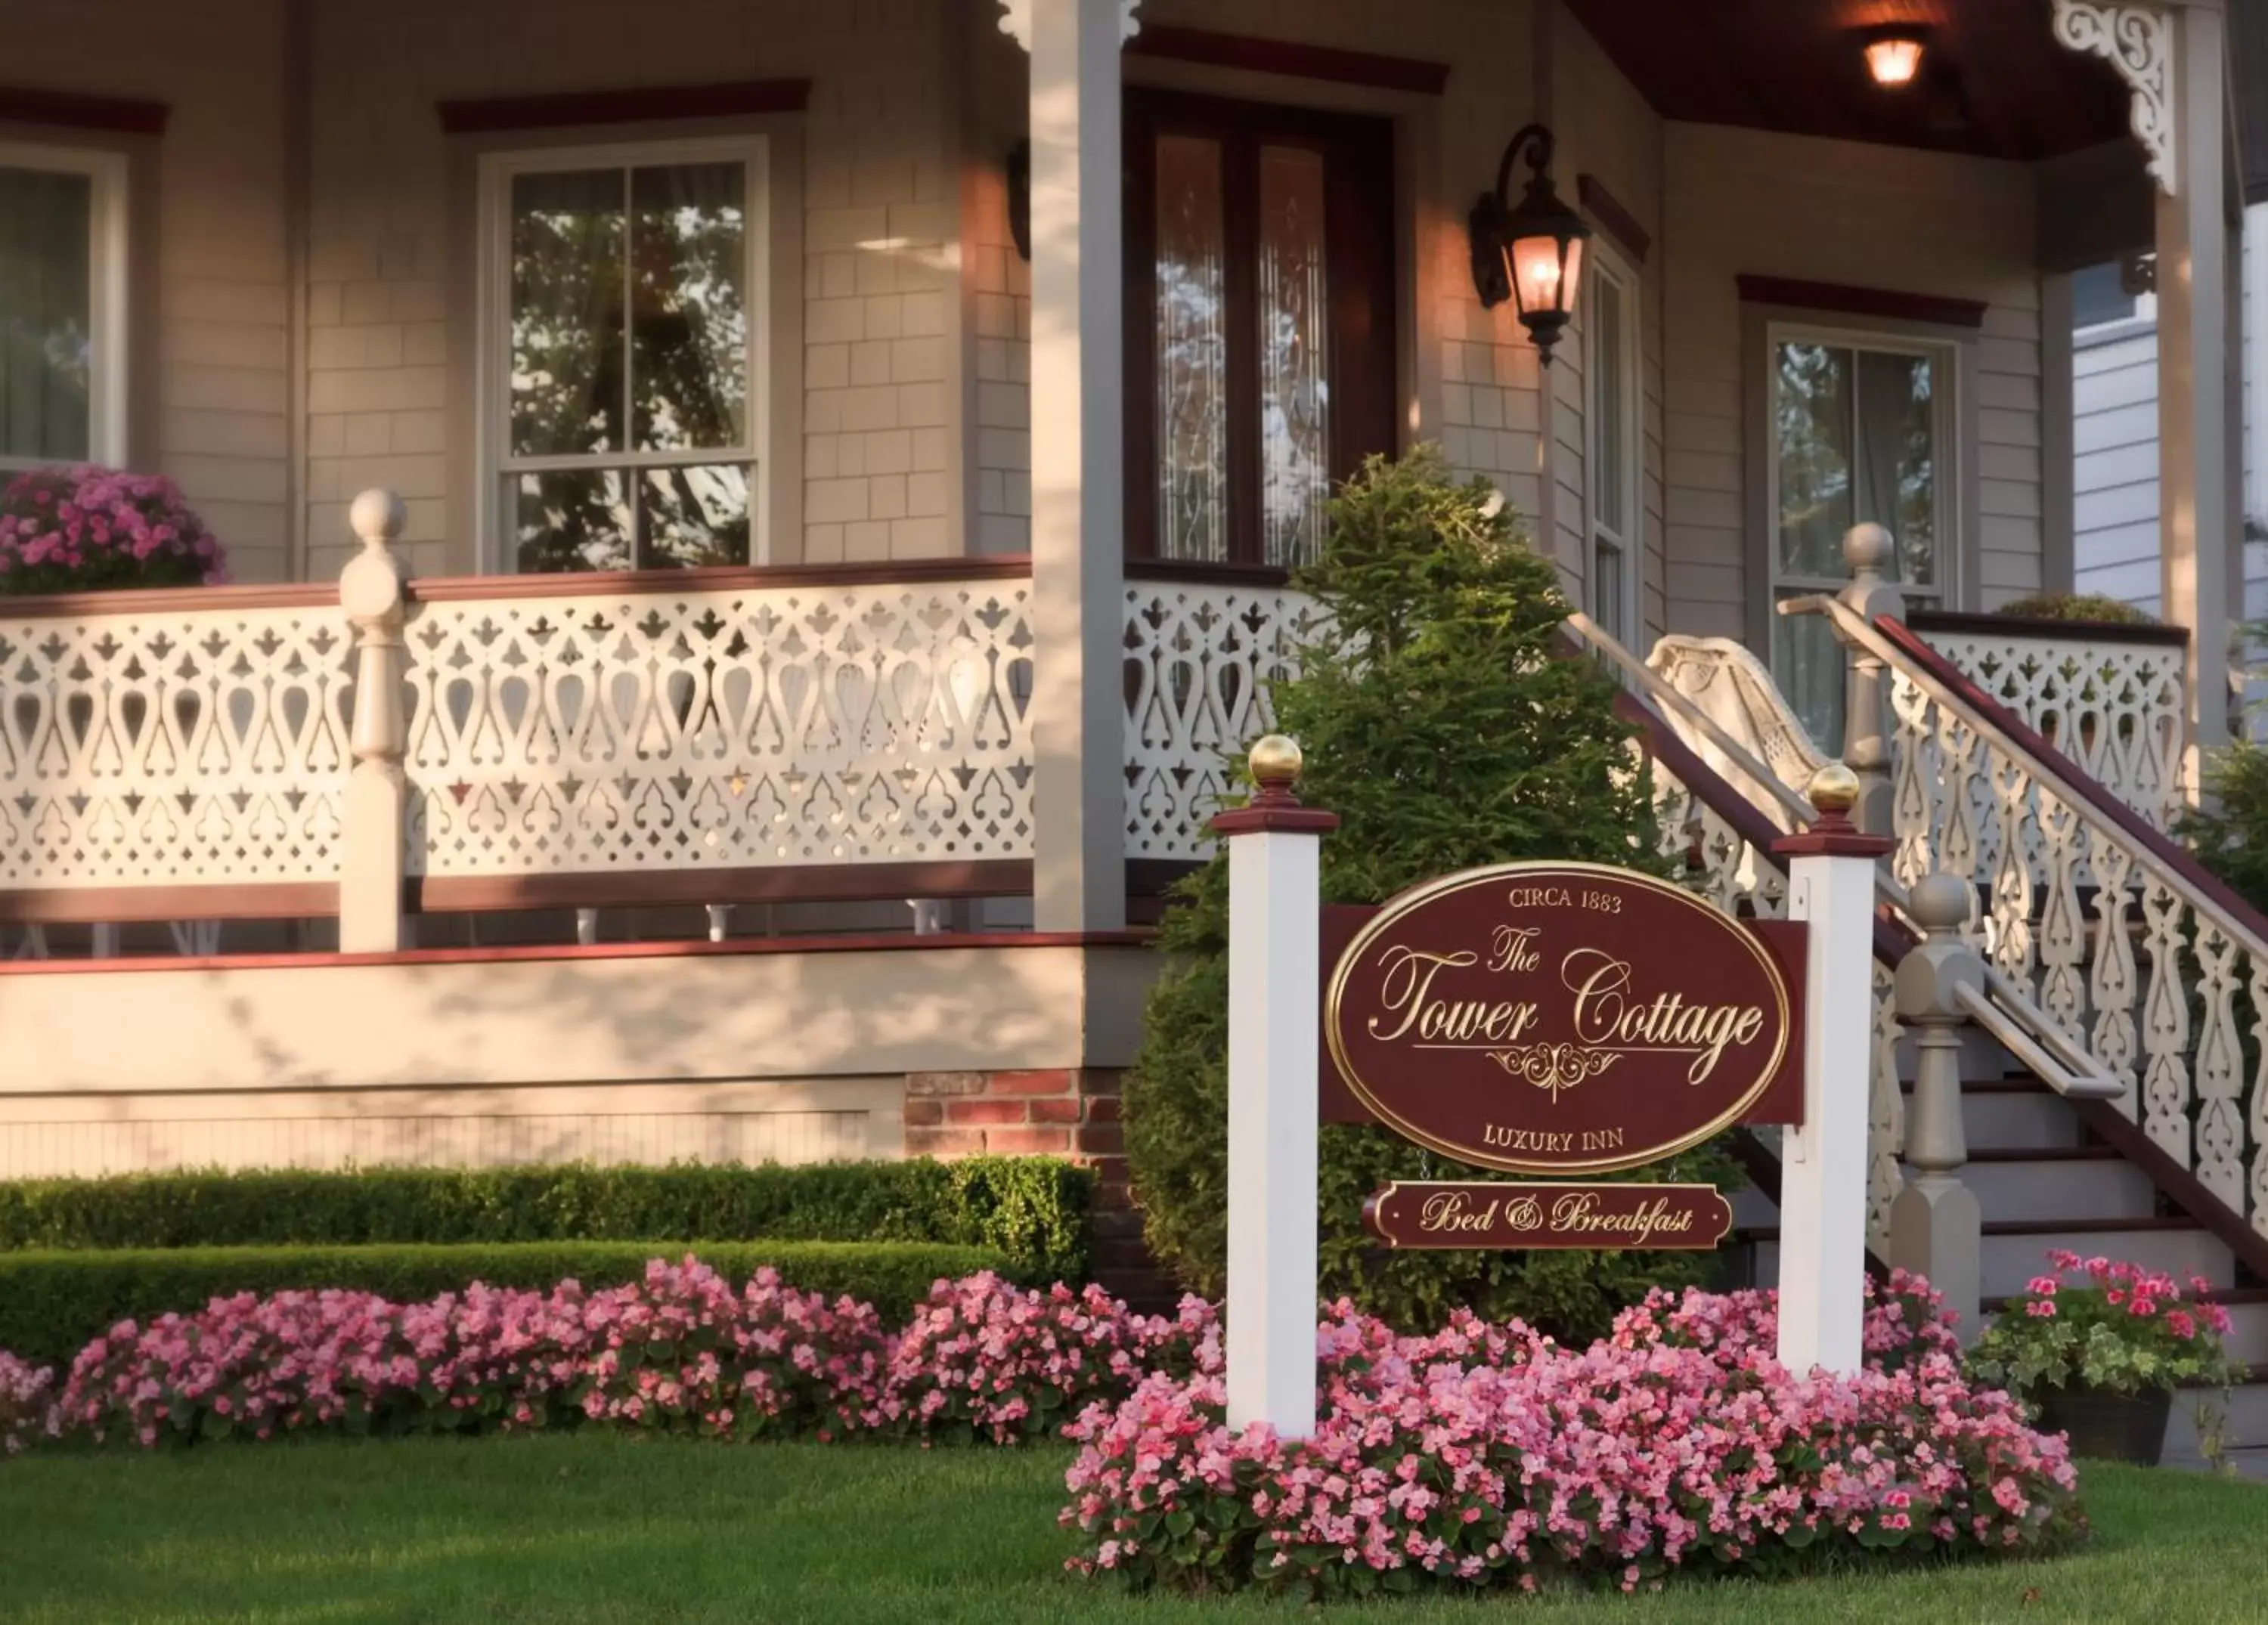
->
[339,489,411,954]
[1213,737,1337,1440]
[1026,0,1128,930]
[1772,764,1894,1379]
[2155,1,2239,763]
[2053,1,2239,767]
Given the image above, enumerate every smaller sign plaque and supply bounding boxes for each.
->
[1363,1181,1734,1252]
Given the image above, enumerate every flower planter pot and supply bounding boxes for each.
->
[2032,1382,2171,1466]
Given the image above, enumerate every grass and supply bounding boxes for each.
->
[1,1437,2265,1623]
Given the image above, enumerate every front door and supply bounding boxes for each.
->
[1123,89,1398,570]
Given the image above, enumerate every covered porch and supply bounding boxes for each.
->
[0,0,2256,1175]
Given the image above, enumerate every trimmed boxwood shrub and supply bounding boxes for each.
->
[0,1156,1090,1283]
[1125,448,1738,1342]
[0,1240,1016,1368]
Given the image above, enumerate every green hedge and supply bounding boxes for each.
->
[0,1240,1016,1368]
[0,1157,1092,1281]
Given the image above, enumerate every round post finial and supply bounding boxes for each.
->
[351,488,407,547]
[1805,760,1861,820]
[1909,871,1971,935]
[1248,733,1303,791]
[1843,522,1893,580]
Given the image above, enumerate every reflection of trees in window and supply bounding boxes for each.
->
[503,160,750,573]
[1154,136,1227,564]
[0,164,94,463]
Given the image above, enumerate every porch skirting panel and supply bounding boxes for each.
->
[0,1079,905,1180]
[0,937,1162,1178]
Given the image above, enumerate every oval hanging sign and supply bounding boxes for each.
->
[1324,862,1792,1176]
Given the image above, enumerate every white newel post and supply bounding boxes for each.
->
[1771,763,1894,1377]
[1213,736,1337,1439]
[339,489,411,954]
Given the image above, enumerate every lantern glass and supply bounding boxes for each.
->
[1864,37,1923,86]
[1509,231,1582,321]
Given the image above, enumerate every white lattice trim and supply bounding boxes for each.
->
[996,0,1142,51]
[2051,0,2176,195]
[1122,581,1323,861]
[0,604,352,888]
[401,581,1036,875]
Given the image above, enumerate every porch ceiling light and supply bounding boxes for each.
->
[1863,27,1926,88]
[1469,122,1588,367]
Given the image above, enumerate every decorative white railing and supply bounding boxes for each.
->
[1803,599,2268,1240]
[0,540,1340,935]
[1905,611,2188,831]
[401,573,1036,876]
[1121,574,1321,862]
[0,589,352,894]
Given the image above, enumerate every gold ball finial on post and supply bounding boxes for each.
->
[1248,733,1303,791]
[1805,760,1861,819]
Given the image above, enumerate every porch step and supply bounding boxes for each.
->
[1957,1148,2158,1224]
[1933,1084,2088,1153]
[2164,1378,2268,1458]
[1980,1219,2232,1299]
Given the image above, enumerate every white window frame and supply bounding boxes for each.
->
[1764,318,1959,619]
[473,135,773,572]
[1583,246,1641,647]
[0,141,128,473]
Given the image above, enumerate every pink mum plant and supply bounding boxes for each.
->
[0,464,226,594]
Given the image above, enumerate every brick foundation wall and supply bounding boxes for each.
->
[903,1069,1165,1308]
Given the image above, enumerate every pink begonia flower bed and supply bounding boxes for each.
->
[1060,1273,2084,1596]
[0,1263,2082,1595]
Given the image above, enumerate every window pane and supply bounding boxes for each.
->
[2071,261,2135,328]
[1854,348,1935,587]
[1775,342,1854,578]
[630,162,748,452]
[1773,590,1845,754]
[510,169,625,457]
[1595,538,1626,643]
[1258,144,1330,568]
[514,469,631,572]
[1154,135,1228,563]
[1592,274,1626,537]
[640,463,750,567]
[0,165,94,461]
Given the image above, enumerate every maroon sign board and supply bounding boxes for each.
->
[1317,861,1803,1246]
[1364,1180,1734,1251]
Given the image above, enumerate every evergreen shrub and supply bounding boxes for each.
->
[1123,448,1737,1339]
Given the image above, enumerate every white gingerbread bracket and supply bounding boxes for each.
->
[2050,0,2176,196]
[996,0,1142,51]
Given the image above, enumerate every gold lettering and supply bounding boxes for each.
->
[1487,926,1543,974]
[1367,946,1479,1042]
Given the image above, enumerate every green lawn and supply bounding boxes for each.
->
[2,1437,2264,1623]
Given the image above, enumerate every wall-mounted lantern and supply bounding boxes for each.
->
[1862,27,1926,88]
[1008,139,1031,261]
[1468,123,1589,367]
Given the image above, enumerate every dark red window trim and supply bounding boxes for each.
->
[1737,274,1987,330]
[1127,26,1449,95]
[1578,174,1650,267]
[0,85,169,136]
[437,79,811,135]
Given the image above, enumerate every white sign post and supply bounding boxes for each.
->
[1213,735,1337,1439]
[1771,764,1894,1377]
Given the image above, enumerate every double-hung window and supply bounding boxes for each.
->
[1768,325,1953,748]
[1584,251,1640,645]
[0,142,126,473]
[480,139,767,571]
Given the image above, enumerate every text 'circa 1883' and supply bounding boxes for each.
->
[1325,861,1792,1175]
[1363,1181,1735,1251]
